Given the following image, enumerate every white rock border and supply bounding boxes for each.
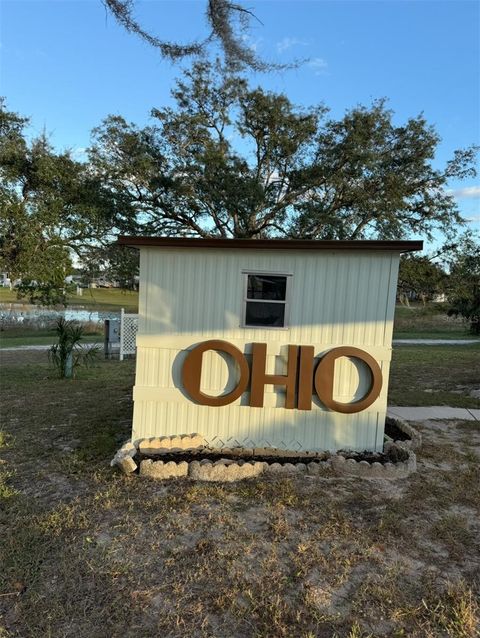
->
[111,428,419,481]
[110,440,138,474]
[330,447,416,479]
[140,459,189,479]
[137,433,205,455]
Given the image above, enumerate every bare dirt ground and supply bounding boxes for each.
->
[0,352,479,637]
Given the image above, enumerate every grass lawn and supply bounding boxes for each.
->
[0,350,479,637]
[0,332,102,349]
[0,327,103,349]
[0,287,139,312]
[65,288,138,312]
[392,304,478,340]
[389,344,480,409]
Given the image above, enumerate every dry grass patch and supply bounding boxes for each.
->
[1,353,479,637]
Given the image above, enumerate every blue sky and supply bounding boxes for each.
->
[1,0,479,241]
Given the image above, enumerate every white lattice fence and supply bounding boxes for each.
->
[120,308,138,360]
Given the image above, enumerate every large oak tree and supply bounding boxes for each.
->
[90,61,477,242]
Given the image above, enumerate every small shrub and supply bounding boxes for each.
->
[48,317,98,378]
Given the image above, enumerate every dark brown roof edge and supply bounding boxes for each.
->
[117,236,423,253]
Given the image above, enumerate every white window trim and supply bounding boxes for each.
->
[241,270,293,330]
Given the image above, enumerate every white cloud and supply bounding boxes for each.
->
[464,214,480,222]
[308,57,328,75]
[451,186,480,199]
[276,37,309,53]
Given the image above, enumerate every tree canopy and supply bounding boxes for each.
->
[2,63,477,303]
[446,234,480,334]
[90,61,477,242]
[0,99,118,303]
[80,243,139,290]
[397,255,447,306]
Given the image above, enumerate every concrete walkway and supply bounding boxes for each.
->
[1,342,103,352]
[0,344,52,351]
[393,339,479,345]
[388,406,480,421]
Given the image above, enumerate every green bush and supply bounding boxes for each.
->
[48,318,98,378]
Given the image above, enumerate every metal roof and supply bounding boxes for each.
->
[117,236,423,252]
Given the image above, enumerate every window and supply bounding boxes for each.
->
[242,272,292,328]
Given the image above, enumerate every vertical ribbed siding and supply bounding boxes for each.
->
[131,248,399,452]
[143,248,397,346]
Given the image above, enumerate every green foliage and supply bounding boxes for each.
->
[90,61,477,242]
[398,255,446,306]
[16,280,77,307]
[0,98,117,304]
[80,244,139,290]
[446,234,480,334]
[48,318,99,378]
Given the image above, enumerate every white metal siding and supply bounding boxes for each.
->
[132,248,399,452]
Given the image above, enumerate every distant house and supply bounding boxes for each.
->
[0,273,11,288]
[89,276,120,289]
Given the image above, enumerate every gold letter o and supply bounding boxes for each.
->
[314,347,382,414]
[182,340,250,407]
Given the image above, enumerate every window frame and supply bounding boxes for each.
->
[241,270,293,330]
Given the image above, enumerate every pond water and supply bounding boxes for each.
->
[0,303,121,328]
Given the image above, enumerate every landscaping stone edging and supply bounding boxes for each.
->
[111,429,418,482]
[137,433,205,455]
[110,440,138,473]
[385,415,422,451]
[331,450,416,479]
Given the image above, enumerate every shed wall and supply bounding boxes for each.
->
[132,248,399,451]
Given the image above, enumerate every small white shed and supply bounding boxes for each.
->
[119,237,422,452]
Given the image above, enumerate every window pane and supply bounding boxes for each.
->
[247,275,287,300]
[245,302,286,327]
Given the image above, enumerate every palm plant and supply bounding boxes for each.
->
[48,317,98,378]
